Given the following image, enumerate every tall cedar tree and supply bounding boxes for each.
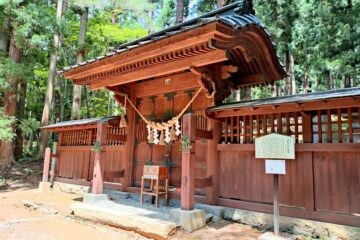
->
[38,0,64,159]
[71,7,89,120]
[0,33,20,168]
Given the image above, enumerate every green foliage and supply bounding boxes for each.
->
[179,135,192,152]
[19,118,40,137]
[92,141,101,153]
[0,109,15,141]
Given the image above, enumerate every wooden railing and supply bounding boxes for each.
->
[221,107,360,144]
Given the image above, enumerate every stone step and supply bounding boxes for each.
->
[70,202,178,240]
[104,189,130,200]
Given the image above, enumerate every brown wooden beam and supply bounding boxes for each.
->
[104,170,125,179]
[89,50,228,90]
[107,134,127,142]
[206,120,222,205]
[195,129,213,139]
[123,89,137,191]
[195,176,212,188]
[237,73,264,86]
[134,72,200,97]
[217,143,360,152]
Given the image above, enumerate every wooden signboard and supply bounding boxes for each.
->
[255,133,295,160]
[255,133,295,237]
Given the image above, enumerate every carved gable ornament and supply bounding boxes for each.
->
[255,133,295,160]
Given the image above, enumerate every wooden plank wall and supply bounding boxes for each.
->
[56,126,126,183]
[216,106,360,226]
[314,151,360,214]
[218,148,360,217]
[57,147,92,180]
[219,150,305,207]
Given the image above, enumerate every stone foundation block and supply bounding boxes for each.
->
[195,203,225,220]
[38,181,51,192]
[169,208,206,232]
[83,193,108,204]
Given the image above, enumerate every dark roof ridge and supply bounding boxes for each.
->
[113,1,253,51]
[208,87,360,112]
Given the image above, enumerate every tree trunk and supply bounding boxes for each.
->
[242,87,251,100]
[352,65,356,87]
[272,82,278,97]
[38,0,63,159]
[327,72,333,90]
[0,32,20,169]
[84,86,90,118]
[71,7,88,120]
[284,51,295,95]
[290,54,296,95]
[344,74,351,88]
[14,80,27,159]
[60,78,67,121]
[303,70,309,93]
[0,31,8,53]
[176,0,184,24]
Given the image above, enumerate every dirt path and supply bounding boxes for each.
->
[0,188,150,240]
[0,162,263,240]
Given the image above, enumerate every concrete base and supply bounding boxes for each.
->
[52,181,90,195]
[196,203,225,221]
[169,208,206,232]
[83,194,108,204]
[258,232,294,240]
[224,207,360,239]
[38,182,51,192]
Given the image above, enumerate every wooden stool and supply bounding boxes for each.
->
[140,165,169,207]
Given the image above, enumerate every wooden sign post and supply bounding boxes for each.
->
[255,134,295,237]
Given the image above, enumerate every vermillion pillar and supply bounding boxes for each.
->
[181,113,196,210]
[92,122,107,194]
[206,120,221,205]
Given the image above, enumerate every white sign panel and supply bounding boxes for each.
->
[265,160,286,175]
[255,133,295,160]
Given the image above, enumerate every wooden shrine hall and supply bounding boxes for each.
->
[43,1,359,228]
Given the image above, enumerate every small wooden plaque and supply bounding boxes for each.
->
[255,133,295,160]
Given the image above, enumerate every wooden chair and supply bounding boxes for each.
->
[140,165,169,207]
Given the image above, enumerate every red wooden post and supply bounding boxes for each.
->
[206,120,221,205]
[123,93,137,191]
[42,147,51,182]
[92,122,108,194]
[181,113,196,210]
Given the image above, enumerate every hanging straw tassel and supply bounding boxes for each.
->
[159,130,166,145]
[170,126,177,141]
[119,115,127,128]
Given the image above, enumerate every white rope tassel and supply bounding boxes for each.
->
[146,125,152,141]
[153,128,159,145]
[175,120,181,136]
[165,127,171,143]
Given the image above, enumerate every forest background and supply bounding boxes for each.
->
[0,0,359,168]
